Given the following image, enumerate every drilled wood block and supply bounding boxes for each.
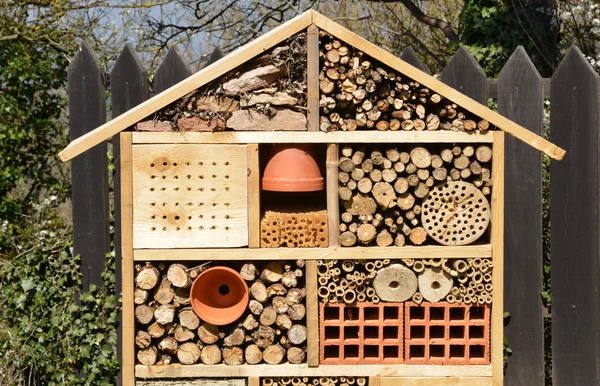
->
[132,144,248,248]
[260,210,328,248]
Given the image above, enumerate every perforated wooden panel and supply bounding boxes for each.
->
[132,144,248,249]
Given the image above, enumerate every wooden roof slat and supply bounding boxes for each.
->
[60,10,565,162]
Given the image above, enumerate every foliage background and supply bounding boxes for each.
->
[1,0,599,384]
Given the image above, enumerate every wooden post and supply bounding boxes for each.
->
[551,46,600,386]
[306,260,319,367]
[491,131,505,386]
[307,24,320,132]
[120,132,135,386]
[498,46,544,386]
[68,42,109,290]
[248,144,261,247]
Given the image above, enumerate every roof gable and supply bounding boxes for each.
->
[59,10,565,161]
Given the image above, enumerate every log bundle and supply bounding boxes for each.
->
[338,144,492,246]
[137,33,308,133]
[261,210,328,248]
[317,258,492,306]
[135,260,307,366]
[318,31,494,133]
[262,377,367,386]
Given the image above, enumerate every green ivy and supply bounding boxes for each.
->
[0,203,119,385]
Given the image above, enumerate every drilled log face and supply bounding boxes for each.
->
[421,181,491,245]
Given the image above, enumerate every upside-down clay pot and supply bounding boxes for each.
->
[262,144,324,192]
[190,266,249,326]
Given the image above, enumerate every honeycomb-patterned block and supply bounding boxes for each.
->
[320,302,404,364]
[261,210,328,248]
[404,302,491,365]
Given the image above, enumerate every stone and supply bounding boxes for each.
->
[226,108,307,131]
[136,120,172,132]
[240,92,297,107]
[176,116,225,132]
[222,65,286,96]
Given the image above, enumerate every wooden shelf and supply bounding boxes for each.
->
[133,244,492,261]
[131,131,494,145]
[135,364,492,378]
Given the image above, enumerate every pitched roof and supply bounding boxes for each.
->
[59,10,565,162]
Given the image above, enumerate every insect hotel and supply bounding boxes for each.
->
[60,10,565,386]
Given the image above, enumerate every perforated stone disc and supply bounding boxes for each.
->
[421,181,490,245]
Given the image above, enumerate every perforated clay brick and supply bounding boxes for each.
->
[320,302,404,364]
[404,302,491,365]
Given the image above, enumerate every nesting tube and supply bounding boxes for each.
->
[364,261,376,272]
[413,261,425,273]
[344,289,357,303]
[357,292,367,302]
[412,291,424,304]
[319,286,330,298]
[403,258,414,267]
[342,260,355,272]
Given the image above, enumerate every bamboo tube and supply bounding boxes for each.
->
[318,265,329,276]
[473,272,484,284]
[364,261,376,272]
[342,260,355,272]
[357,378,366,386]
[383,259,391,265]
[480,264,489,273]
[485,283,493,292]
[372,295,381,304]
[453,259,468,273]
[318,277,328,286]
[331,268,341,276]
[477,283,485,292]
[327,282,337,293]
[472,258,483,268]
[478,295,486,304]
[347,377,356,385]
[336,287,345,297]
[451,287,460,296]
[446,294,456,304]
[428,259,442,267]
[374,260,384,269]
[413,261,425,273]
[463,295,473,303]
[366,287,376,298]
[469,281,477,289]
[403,259,414,267]
[356,285,366,294]
[340,278,349,289]
[319,286,330,298]
[344,289,357,303]
[467,287,475,296]
[357,293,367,302]
[264,379,274,386]
[412,291,423,304]
[484,273,492,282]
[486,295,493,304]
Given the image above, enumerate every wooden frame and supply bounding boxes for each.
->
[120,132,135,386]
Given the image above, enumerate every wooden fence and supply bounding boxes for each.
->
[67,42,600,386]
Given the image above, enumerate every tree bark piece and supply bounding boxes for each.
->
[177,342,201,365]
[253,325,276,348]
[260,307,278,326]
[260,262,284,283]
[240,263,258,281]
[137,346,158,365]
[136,266,160,290]
[174,325,195,342]
[223,347,244,365]
[245,344,263,365]
[167,264,191,288]
[135,304,155,324]
[287,346,306,364]
[153,279,174,305]
[154,304,176,325]
[198,322,220,344]
[250,281,269,303]
[263,344,286,365]
[287,324,307,345]
[136,331,152,348]
[373,264,418,302]
[178,307,200,330]
[201,344,222,364]
[224,328,245,347]
[148,322,165,339]
[158,336,178,354]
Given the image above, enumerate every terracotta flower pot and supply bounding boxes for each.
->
[262,144,324,192]
[190,266,249,326]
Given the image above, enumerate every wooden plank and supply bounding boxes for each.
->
[491,131,505,386]
[248,377,260,386]
[111,43,149,386]
[550,46,600,386]
[68,41,110,290]
[306,260,319,367]
[131,144,248,248]
[133,245,492,261]
[120,132,135,386]
[153,47,192,93]
[310,11,565,160]
[497,46,544,386]
[369,375,381,386]
[135,364,492,378]
[441,46,488,104]
[380,378,492,386]
[58,10,313,162]
[307,24,320,132]
[326,144,340,247]
[401,47,428,73]
[131,130,494,145]
[247,144,261,248]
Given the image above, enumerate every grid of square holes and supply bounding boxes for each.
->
[132,144,248,249]
[320,302,404,364]
[404,302,491,365]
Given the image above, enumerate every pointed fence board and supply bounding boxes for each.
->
[206,46,224,67]
[401,47,428,73]
[441,46,488,104]
[68,42,110,290]
[154,47,193,93]
[111,43,149,386]
[550,46,600,386]
[498,47,544,386]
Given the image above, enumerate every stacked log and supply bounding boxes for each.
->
[318,258,492,305]
[135,260,307,365]
[318,31,494,133]
[261,210,328,248]
[262,377,367,386]
[338,144,492,246]
[138,33,308,133]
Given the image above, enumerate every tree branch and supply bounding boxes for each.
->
[367,0,459,44]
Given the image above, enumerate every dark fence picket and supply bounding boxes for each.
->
[498,46,544,386]
[550,46,600,386]
[110,44,149,386]
[441,46,488,103]
[154,47,193,93]
[68,42,110,291]
[205,46,225,68]
[401,47,428,73]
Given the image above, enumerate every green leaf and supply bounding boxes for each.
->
[21,278,35,292]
